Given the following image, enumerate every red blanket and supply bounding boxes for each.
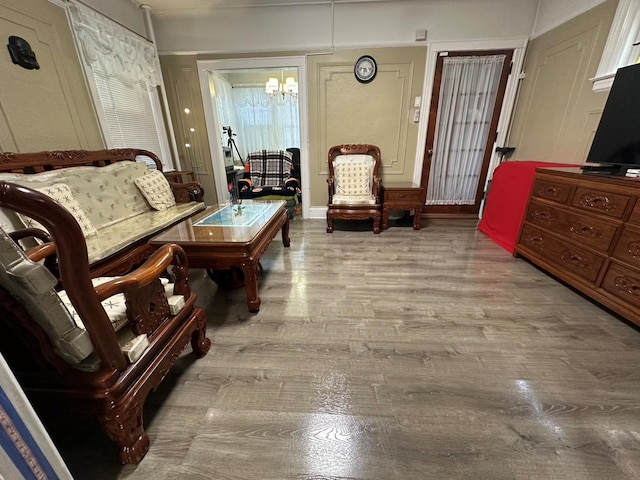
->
[477,161,578,253]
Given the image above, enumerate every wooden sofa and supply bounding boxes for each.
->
[0,180,211,464]
[0,149,213,463]
[0,148,205,277]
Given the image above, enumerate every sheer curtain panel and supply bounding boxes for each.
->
[211,75,300,160]
[427,55,505,205]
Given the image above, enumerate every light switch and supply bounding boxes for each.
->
[414,96,422,107]
[413,109,420,123]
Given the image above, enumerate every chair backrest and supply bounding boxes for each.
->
[0,182,126,371]
[0,227,94,366]
[328,144,381,197]
[246,150,293,188]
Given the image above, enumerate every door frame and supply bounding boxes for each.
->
[197,56,310,218]
[413,39,528,213]
[421,49,513,215]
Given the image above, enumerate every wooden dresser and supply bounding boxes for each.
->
[515,167,640,326]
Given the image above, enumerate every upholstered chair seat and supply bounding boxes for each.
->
[326,144,382,233]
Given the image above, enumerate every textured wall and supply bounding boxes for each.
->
[307,47,426,208]
[508,0,617,165]
[0,0,102,152]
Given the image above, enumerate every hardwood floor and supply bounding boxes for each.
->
[46,219,640,479]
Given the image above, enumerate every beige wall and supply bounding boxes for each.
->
[160,46,426,210]
[307,47,426,207]
[0,0,103,152]
[508,0,617,165]
[160,55,218,205]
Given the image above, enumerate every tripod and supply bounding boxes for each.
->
[222,126,243,204]
[223,126,244,165]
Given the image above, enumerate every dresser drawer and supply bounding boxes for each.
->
[627,200,640,226]
[383,188,424,203]
[611,225,640,268]
[601,262,640,311]
[519,224,605,284]
[525,199,619,253]
[531,178,572,204]
[570,187,632,219]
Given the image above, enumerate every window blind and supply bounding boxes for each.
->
[67,1,173,169]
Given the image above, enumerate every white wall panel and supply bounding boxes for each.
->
[151,0,538,54]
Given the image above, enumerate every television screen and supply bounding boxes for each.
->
[586,63,640,169]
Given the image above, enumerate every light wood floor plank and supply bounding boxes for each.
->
[43,219,640,479]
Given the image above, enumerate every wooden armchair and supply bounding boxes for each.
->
[0,182,211,464]
[326,144,382,234]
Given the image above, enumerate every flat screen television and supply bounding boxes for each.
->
[584,62,640,175]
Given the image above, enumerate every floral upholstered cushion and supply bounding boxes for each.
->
[57,277,130,333]
[18,183,98,238]
[134,170,176,211]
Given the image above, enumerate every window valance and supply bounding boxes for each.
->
[67,1,161,87]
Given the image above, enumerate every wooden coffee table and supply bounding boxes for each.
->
[149,200,290,313]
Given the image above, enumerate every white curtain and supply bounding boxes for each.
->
[211,75,300,161]
[67,1,172,168]
[67,1,161,86]
[427,55,505,205]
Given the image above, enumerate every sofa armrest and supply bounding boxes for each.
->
[9,227,52,244]
[11,230,58,277]
[94,243,189,301]
[24,242,56,263]
[169,181,204,203]
[94,243,191,335]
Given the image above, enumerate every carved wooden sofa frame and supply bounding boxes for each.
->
[0,148,205,277]
[0,181,211,464]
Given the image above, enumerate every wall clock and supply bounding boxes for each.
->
[354,55,377,84]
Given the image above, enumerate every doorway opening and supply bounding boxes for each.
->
[420,50,513,216]
[198,57,309,218]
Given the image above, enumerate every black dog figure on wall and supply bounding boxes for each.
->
[7,36,39,70]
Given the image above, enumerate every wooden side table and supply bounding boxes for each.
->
[382,182,426,230]
[164,170,196,183]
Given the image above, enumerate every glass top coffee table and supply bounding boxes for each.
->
[149,200,290,312]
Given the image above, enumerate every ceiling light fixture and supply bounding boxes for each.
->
[265,72,298,98]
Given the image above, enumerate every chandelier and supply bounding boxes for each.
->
[265,74,298,98]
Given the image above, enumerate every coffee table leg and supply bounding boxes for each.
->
[282,214,290,247]
[242,262,261,313]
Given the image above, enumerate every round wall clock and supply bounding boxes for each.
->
[354,55,377,84]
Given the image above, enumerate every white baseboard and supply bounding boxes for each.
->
[308,206,327,219]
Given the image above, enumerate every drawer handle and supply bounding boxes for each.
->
[531,209,552,224]
[526,235,544,247]
[570,222,602,239]
[538,185,560,198]
[627,241,640,258]
[579,193,617,213]
[560,250,591,270]
[614,275,640,297]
